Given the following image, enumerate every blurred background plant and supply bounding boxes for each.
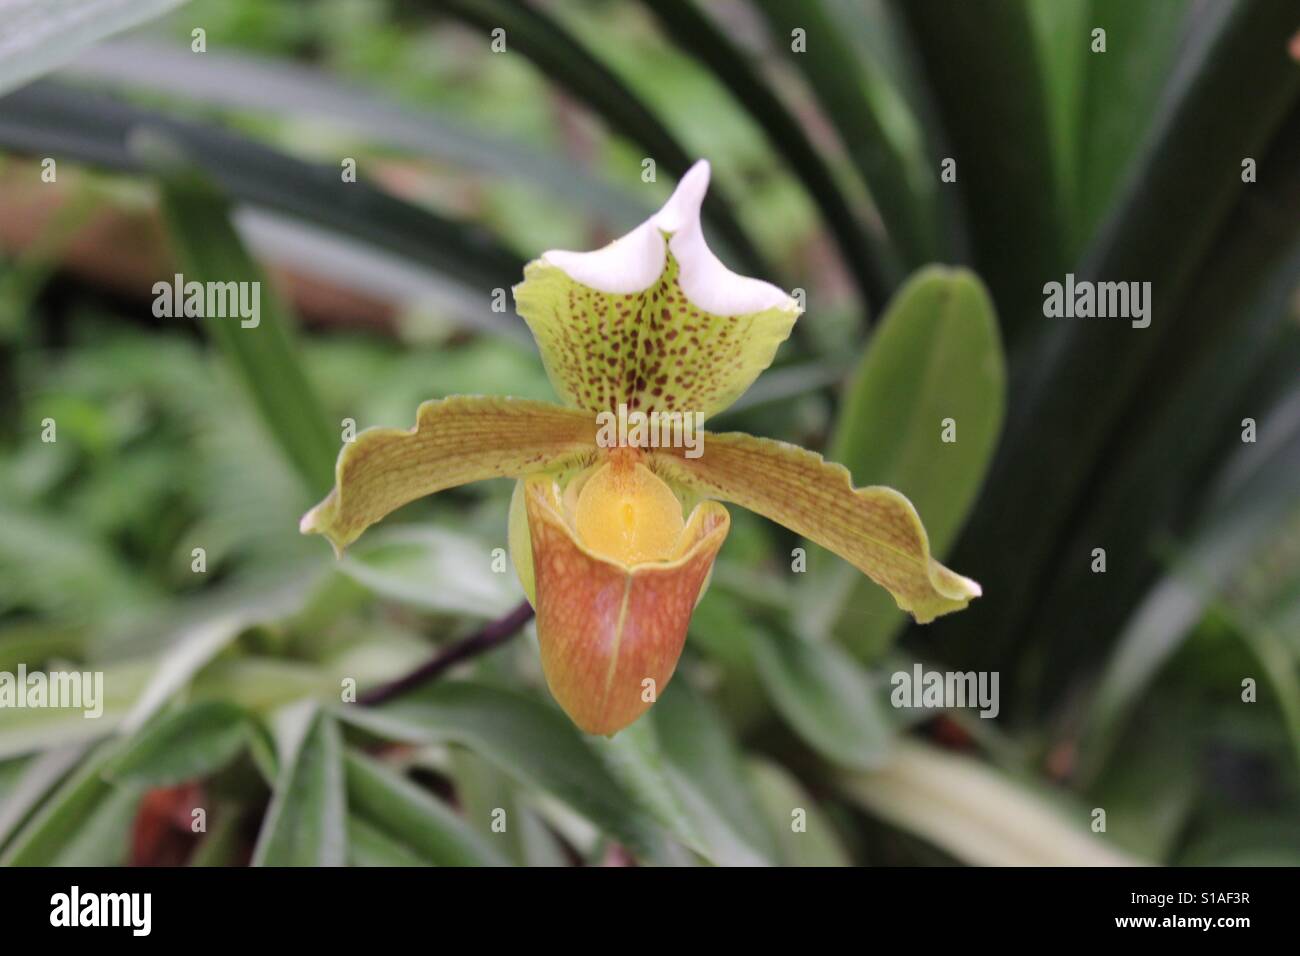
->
[0,0,1297,866]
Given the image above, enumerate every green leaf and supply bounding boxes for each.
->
[1177,817,1300,867]
[892,0,1065,339]
[0,81,529,339]
[0,744,87,852]
[1028,0,1088,247]
[449,749,568,866]
[0,0,189,98]
[338,527,520,619]
[108,701,249,787]
[751,628,892,770]
[67,38,653,234]
[817,266,1004,655]
[0,504,155,628]
[344,749,508,866]
[336,682,671,862]
[951,2,1300,670]
[648,677,780,866]
[1228,610,1300,775]
[120,579,312,734]
[1079,416,1300,777]
[645,0,894,307]
[160,179,337,499]
[188,806,246,867]
[754,0,942,267]
[595,720,706,863]
[715,355,855,421]
[1006,119,1300,702]
[0,740,137,866]
[0,757,29,806]
[252,705,347,867]
[1081,715,1199,862]
[1071,0,1192,246]
[48,783,143,866]
[747,758,851,866]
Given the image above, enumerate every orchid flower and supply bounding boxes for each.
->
[300,160,980,736]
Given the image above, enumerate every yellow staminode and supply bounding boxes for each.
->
[572,459,685,566]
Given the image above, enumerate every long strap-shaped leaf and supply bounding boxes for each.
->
[839,740,1143,866]
[945,2,1300,680]
[434,0,771,284]
[161,178,338,499]
[753,0,943,268]
[344,750,509,866]
[252,706,347,867]
[0,81,526,302]
[63,38,653,234]
[1069,0,1194,250]
[1079,393,1300,780]
[645,0,895,309]
[1023,110,1300,700]
[891,0,1065,339]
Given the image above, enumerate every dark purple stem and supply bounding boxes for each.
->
[358,600,535,706]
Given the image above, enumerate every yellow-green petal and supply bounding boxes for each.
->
[513,160,800,418]
[652,433,981,623]
[301,396,597,555]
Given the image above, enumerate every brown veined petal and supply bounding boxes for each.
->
[301,396,597,555]
[524,475,729,736]
[652,433,981,624]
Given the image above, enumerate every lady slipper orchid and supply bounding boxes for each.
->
[300,160,980,736]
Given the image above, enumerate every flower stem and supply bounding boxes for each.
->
[358,600,535,706]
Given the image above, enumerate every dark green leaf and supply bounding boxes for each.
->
[945,3,1300,680]
[1079,406,1300,776]
[755,0,943,267]
[435,0,770,281]
[892,0,1066,338]
[66,39,653,234]
[0,81,527,337]
[160,179,337,498]
[646,0,894,307]
[1013,121,1300,704]
[1072,0,1192,246]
